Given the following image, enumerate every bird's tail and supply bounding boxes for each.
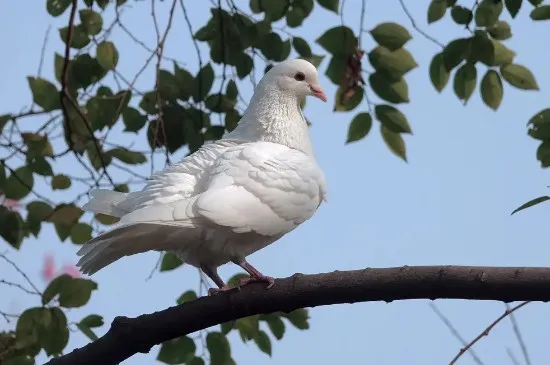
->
[75,222,200,275]
[82,189,129,218]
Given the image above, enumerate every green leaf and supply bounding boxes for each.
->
[451,6,473,24]
[160,252,184,272]
[106,147,147,164]
[47,0,71,16]
[29,157,53,177]
[3,166,34,200]
[381,125,407,162]
[480,70,503,110]
[95,213,120,225]
[530,5,550,20]
[81,314,103,328]
[122,107,147,133]
[500,63,539,90]
[16,307,42,349]
[205,94,237,113]
[511,196,550,215]
[368,46,418,79]
[157,336,196,365]
[286,7,306,27]
[55,223,72,242]
[27,77,60,111]
[325,56,347,84]
[261,0,287,20]
[70,223,92,244]
[52,174,71,190]
[528,109,550,140]
[261,314,285,340]
[369,22,412,51]
[158,70,180,101]
[442,38,470,72]
[316,26,357,56]
[369,73,409,104]
[317,0,339,13]
[206,332,232,365]
[188,357,205,365]
[79,9,103,35]
[453,63,477,102]
[429,53,450,93]
[59,25,90,49]
[226,80,238,100]
[253,330,272,356]
[375,104,412,134]
[177,290,198,304]
[488,21,512,40]
[258,33,284,61]
[292,37,312,57]
[0,114,11,135]
[346,113,372,143]
[0,207,24,249]
[477,38,516,67]
[41,307,69,356]
[71,53,108,88]
[27,201,54,222]
[235,53,254,79]
[47,204,83,225]
[225,109,241,132]
[174,63,196,100]
[334,86,364,112]
[282,309,310,330]
[43,275,98,308]
[195,63,214,101]
[529,0,543,5]
[96,41,118,70]
[537,140,550,167]
[475,0,503,27]
[428,0,447,23]
[236,315,260,341]
[505,0,523,17]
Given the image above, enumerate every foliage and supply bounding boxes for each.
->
[1,0,549,363]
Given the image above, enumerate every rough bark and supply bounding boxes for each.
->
[46,265,550,365]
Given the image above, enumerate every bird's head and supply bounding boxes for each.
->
[263,58,327,103]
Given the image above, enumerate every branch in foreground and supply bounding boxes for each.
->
[46,265,550,365]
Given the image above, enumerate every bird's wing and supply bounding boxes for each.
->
[171,141,328,237]
[113,140,242,214]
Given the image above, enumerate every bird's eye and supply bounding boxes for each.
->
[294,72,305,81]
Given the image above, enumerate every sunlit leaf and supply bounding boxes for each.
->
[369,22,412,51]
[160,252,184,272]
[500,63,539,90]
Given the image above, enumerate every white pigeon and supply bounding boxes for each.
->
[76,58,328,294]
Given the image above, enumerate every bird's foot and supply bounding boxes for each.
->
[208,286,231,296]
[238,275,275,289]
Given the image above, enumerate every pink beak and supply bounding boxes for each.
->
[309,84,327,102]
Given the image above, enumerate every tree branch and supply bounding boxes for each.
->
[46,265,550,365]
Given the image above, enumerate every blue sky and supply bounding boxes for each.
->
[2,0,550,364]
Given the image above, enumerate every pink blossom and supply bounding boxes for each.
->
[41,254,80,282]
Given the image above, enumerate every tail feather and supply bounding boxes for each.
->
[82,189,129,217]
[76,222,202,275]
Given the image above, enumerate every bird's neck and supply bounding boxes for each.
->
[225,82,314,156]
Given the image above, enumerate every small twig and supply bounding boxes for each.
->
[59,0,115,187]
[449,301,531,365]
[429,303,485,365]
[0,279,41,296]
[37,26,52,77]
[0,253,41,295]
[152,0,178,167]
[505,302,531,365]
[398,0,444,48]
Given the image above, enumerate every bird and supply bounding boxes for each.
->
[76,58,329,294]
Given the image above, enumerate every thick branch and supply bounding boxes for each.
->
[46,265,550,365]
